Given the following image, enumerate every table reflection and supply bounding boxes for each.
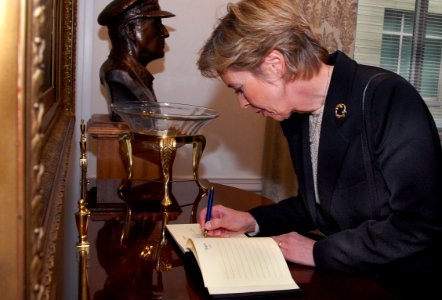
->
[93,219,179,300]
[84,180,210,300]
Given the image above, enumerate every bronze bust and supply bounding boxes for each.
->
[98,0,175,121]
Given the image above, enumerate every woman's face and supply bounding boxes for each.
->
[222,68,292,121]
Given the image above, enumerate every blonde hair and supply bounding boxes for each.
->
[197,0,328,80]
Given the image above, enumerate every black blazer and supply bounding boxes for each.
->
[250,52,442,280]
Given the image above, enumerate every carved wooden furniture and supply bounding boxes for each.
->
[87,114,162,180]
[0,1,77,299]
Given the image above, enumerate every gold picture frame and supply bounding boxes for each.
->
[25,0,77,299]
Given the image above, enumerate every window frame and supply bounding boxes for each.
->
[354,0,442,137]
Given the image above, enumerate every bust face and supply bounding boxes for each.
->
[132,18,169,64]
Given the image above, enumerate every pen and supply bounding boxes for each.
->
[204,186,215,237]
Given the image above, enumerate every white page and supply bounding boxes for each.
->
[188,237,299,295]
[166,223,247,252]
[166,223,205,252]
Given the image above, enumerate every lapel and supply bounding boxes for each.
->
[316,52,360,218]
[281,113,318,220]
[282,52,372,225]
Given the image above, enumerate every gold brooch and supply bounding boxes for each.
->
[335,104,347,119]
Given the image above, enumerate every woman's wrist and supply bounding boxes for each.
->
[244,212,259,233]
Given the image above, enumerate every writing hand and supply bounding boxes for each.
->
[199,204,256,237]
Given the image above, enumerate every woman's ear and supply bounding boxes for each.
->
[263,50,286,78]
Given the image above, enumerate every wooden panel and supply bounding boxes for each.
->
[0,1,22,299]
[0,1,78,299]
[88,114,162,180]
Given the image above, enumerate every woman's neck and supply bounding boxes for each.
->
[286,64,333,114]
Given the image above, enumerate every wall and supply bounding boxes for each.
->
[77,0,266,191]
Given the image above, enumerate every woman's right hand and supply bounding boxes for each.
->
[199,204,257,237]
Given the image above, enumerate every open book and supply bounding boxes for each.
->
[166,223,302,299]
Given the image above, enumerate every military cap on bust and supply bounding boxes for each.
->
[98,0,175,26]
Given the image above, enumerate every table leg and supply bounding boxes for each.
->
[192,135,208,193]
[159,137,177,206]
[118,133,133,180]
[120,204,132,246]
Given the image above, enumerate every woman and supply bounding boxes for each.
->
[197,0,442,294]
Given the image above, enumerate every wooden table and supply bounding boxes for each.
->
[81,180,400,300]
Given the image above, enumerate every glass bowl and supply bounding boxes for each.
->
[110,102,219,137]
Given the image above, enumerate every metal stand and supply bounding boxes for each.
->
[119,132,208,207]
[76,119,91,300]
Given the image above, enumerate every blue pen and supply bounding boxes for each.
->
[204,186,215,237]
